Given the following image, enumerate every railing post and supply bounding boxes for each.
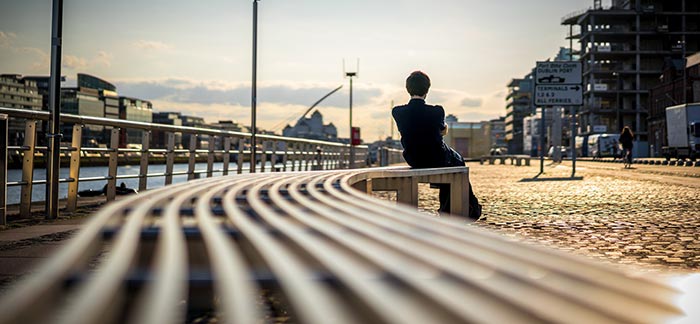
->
[250,139,257,173]
[223,137,231,176]
[0,114,7,225]
[314,146,322,170]
[20,121,37,217]
[291,143,297,171]
[271,141,278,172]
[260,141,267,173]
[318,145,325,170]
[66,124,82,212]
[207,136,214,178]
[188,134,197,180]
[139,131,150,192]
[165,132,175,185]
[333,146,340,170]
[304,144,311,171]
[106,128,119,201]
[237,138,244,174]
[281,142,288,172]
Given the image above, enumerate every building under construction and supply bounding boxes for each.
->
[562,0,699,156]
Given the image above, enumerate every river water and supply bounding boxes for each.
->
[4,161,278,205]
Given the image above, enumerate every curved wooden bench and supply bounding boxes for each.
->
[0,167,690,323]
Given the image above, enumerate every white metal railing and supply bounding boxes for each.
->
[378,147,404,167]
[0,107,368,223]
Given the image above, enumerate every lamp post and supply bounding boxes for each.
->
[346,71,357,168]
[344,58,359,168]
[250,0,259,173]
[46,0,64,219]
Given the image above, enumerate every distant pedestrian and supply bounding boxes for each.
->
[392,71,483,220]
[619,126,634,168]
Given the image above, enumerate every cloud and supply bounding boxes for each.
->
[0,31,49,71]
[94,51,113,67]
[63,55,88,70]
[460,97,483,108]
[133,40,173,51]
[0,31,17,47]
[115,79,383,108]
[60,51,114,71]
[17,47,50,70]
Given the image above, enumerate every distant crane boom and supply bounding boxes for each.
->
[301,85,343,119]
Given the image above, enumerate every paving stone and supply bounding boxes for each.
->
[429,162,700,274]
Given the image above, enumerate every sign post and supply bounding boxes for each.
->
[535,61,582,176]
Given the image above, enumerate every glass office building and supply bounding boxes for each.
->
[119,96,153,146]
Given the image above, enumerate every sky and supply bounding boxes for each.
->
[0,0,601,141]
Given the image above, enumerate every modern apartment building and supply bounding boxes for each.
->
[152,112,184,149]
[562,0,700,156]
[488,116,507,151]
[61,87,105,145]
[505,76,533,154]
[0,74,43,145]
[523,108,571,157]
[119,96,153,147]
[181,115,207,149]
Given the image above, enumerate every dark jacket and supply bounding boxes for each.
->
[392,98,455,168]
[619,132,634,150]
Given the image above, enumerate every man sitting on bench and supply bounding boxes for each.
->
[392,71,483,220]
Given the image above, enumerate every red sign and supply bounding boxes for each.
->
[351,127,361,145]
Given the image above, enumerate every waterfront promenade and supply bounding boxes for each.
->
[390,160,700,274]
[1,160,699,292]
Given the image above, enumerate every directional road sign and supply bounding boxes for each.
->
[535,62,582,85]
[535,84,583,106]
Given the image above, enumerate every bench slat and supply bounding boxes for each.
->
[0,167,690,324]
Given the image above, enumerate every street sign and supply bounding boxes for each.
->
[535,62,582,85]
[535,85,583,106]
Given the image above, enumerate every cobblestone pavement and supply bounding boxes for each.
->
[460,161,700,275]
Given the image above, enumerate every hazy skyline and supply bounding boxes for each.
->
[0,0,601,140]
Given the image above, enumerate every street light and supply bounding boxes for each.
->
[344,59,358,168]
[46,0,64,219]
[250,0,259,173]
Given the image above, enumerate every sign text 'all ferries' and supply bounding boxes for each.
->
[535,85,583,106]
[535,62,582,85]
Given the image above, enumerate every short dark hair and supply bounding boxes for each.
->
[406,71,431,96]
